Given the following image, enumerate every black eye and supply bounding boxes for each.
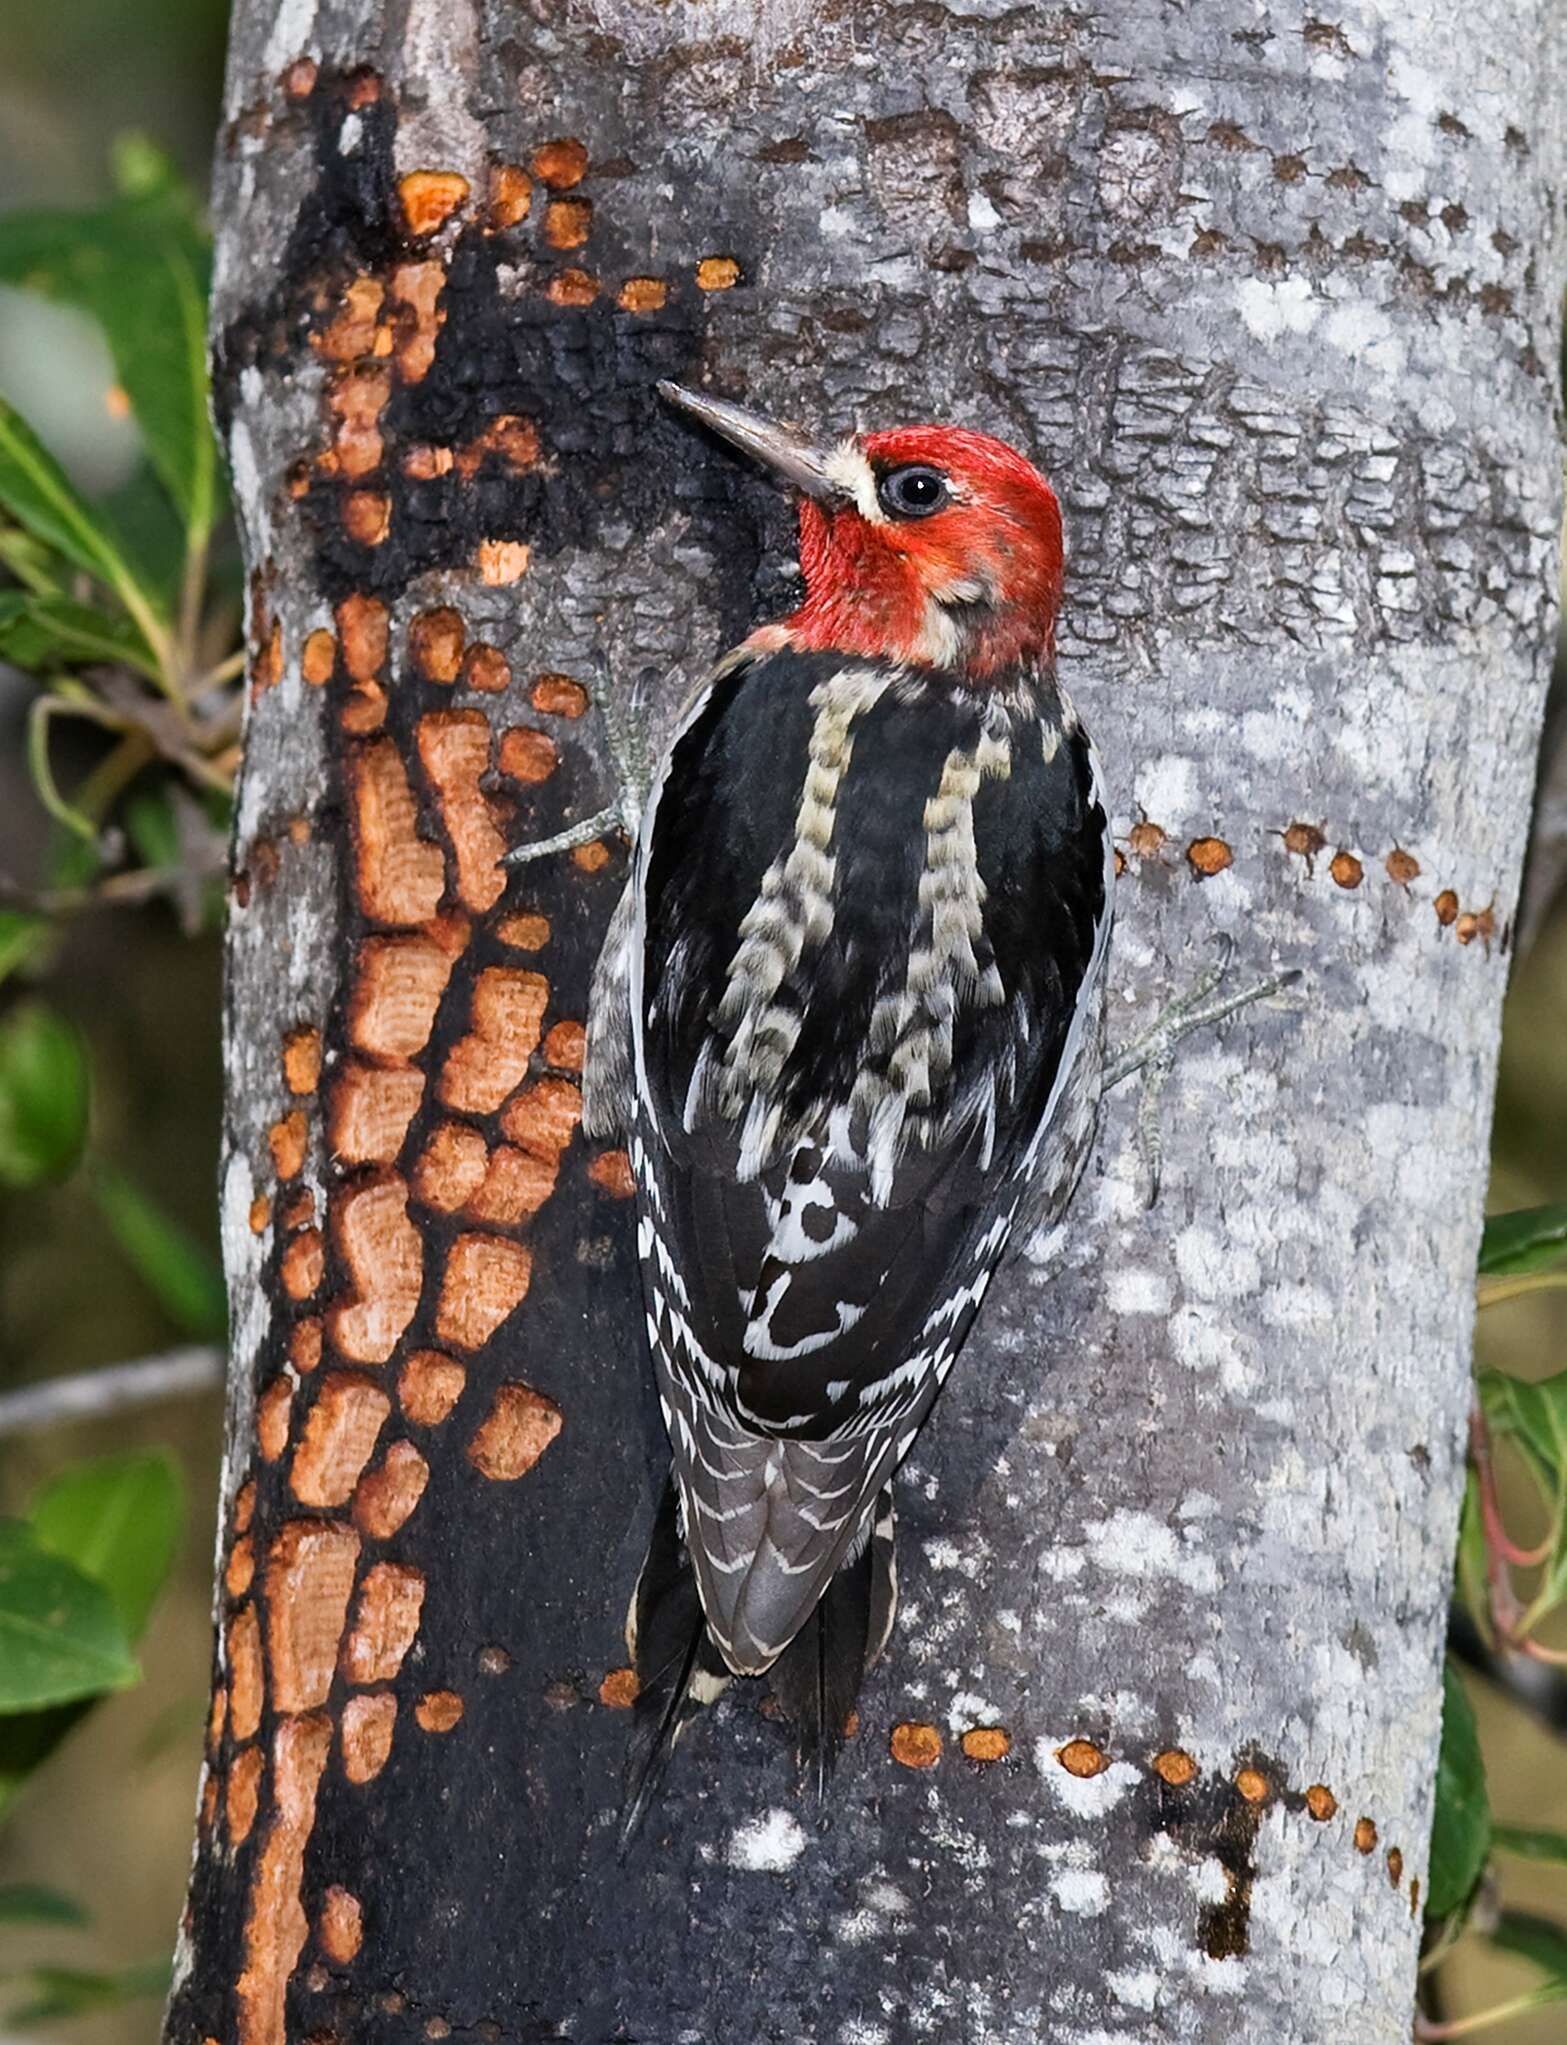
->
[877,464,950,520]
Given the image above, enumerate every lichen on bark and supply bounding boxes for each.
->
[169,2,1564,2041]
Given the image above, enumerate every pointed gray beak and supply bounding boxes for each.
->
[657,381,840,500]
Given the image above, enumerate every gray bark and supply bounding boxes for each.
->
[172,2,1563,2041]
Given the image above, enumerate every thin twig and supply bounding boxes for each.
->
[0,865,213,917]
[1416,1989,1567,2040]
[0,1347,224,1439]
[1476,1269,1567,1311]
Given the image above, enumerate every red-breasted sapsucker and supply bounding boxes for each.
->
[547,385,1113,1835]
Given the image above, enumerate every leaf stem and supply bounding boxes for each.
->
[71,729,156,828]
[193,647,246,693]
[1471,1407,1542,1636]
[26,694,127,840]
[176,527,209,695]
[1419,1913,1468,1978]
[1416,1988,1567,2039]
[1478,1271,1567,1310]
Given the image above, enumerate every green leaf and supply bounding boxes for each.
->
[3,1957,169,2025]
[29,1453,183,1641]
[1478,1365,1567,1493]
[87,1161,226,1341]
[1478,1370,1567,1611]
[43,832,101,897]
[0,188,216,544]
[1490,1910,1567,1980]
[0,1520,137,1714]
[1456,1468,1493,1646]
[122,786,181,873]
[0,1884,89,1927]
[0,524,69,596]
[111,133,185,203]
[1427,1661,1492,1919]
[0,1003,89,1189]
[78,234,214,547]
[0,396,161,647]
[0,592,158,679]
[1493,1824,1567,1867]
[1481,1206,1567,1279]
[0,913,50,989]
[0,1454,176,1808]
[98,460,189,609]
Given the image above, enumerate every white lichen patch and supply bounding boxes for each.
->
[946,1690,1002,1733]
[1173,1223,1263,1305]
[1320,301,1406,379]
[260,0,318,73]
[826,1873,916,1955]
[1132,752,1199,822]
[216,1149,267,1549]
[1170,1304,1258,1397]
[1234,275,1319,343]
[576,0,819,60]
[1192,1856,1233,1906]
[227,419,269,570]
[1176,1490,1220,1522]
[1082,1508,1220,1595]
[726,1808,807,1872]
[927,1808,992,1873]
[1038,1547,1087,1582]
[1036,1748,1143,1820]
[839,2021,890,2045]
[1051,1868,1111,1915]
[923,1537,982,1578]
[1106,1968,1160,2012]
[1102,1588,1151,1625]
[1106,1266,1172,1316]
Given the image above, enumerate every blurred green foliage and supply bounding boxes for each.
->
[0,96,227,2030]
[1420,1209,1567,2032]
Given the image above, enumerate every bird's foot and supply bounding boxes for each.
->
[1103,936,1301,1205]
[503,659,652,869]
[501,806,629,868]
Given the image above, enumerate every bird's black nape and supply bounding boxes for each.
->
[618,1477,730,1854]
[767,1488,898,1803]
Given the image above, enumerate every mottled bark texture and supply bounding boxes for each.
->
[170,3,1563,2041]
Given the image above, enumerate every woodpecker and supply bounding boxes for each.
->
[519,383,1115,1834]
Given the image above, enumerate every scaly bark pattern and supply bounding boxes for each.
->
[170,2,1564,2040]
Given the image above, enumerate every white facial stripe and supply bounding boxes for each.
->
[824,441,884,523]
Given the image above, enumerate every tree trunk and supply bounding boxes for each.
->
[169,4,1564,2040]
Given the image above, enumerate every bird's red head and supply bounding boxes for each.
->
[659,386,1064,680]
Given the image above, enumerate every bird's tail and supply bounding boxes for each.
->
[619,1476,731,1852]
[767,1488,898,1797]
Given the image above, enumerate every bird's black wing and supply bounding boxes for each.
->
[629,644,1110,1670]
